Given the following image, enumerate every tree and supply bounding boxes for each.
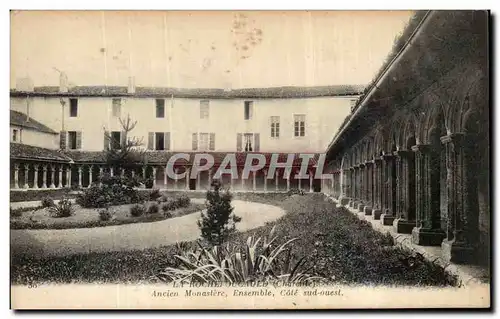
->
[197,179,241,246]
[103,114,146,171]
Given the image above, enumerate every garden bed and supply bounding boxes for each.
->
[10,193,458,286]
[10,188,78,202]
[10,201,205,230]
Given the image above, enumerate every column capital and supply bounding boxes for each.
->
[373,158,383,165]
[24,163,30,170]
[353,165,360,170]
[359,163,366,168]
[411,144,431,153]
[364,161,373,167]
[440,132,464,145]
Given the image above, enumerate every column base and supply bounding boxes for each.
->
[380,213,395,225]
[372,209,382,220]
[363,206,373,216]
[393,218,416,234]
[411,227,446,246]
[357,204,365,212]
[339,197,350,206]
[441,239,478,264]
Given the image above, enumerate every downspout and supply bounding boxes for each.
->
[326,10,433,155]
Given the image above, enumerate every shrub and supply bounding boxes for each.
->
[130,204,146,217]
[48,198,74,218]
[149,189,161,201]
[287,188,305,196]
[10,207,23,218]
[164,211,173,219]
[177,195,190,208]
[41,196,55,208]
[197,180,241,246]
[157,226,327,284]
[76,174,143,208]
[147,203,160,215]
[98,208,114,221]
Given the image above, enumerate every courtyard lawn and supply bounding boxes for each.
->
[10,201,205,230]
[10,193,458,286]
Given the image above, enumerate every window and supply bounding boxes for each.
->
[244,101,253,120]
[12,129,18,142]
[155,132,165,150]
[69,98,78,117]
[294,114,306,137]
[111,131,121,150]
[192,132,215,151]
[237,133,260,152]
[68,131,78,149]
[156,99,165,118]
[270,116,280,138]
[200,100,210,119]
[112,98,121,117]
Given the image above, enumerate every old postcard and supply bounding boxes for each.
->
[9,10,490,309]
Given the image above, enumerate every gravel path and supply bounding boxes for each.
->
[10,199,285,258]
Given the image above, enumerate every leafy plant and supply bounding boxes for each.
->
[147,203,160,215]
[130,204,146,217]
[287,188,305,196]
[177,195,190,208]
[48,198,74,218]
[10,207,23,218]
[198,180,241,246]
[164,211,173,219]
[157,226,326,284]
[41,196,55,208]
[98,208,114,221]
[149,189,161,201]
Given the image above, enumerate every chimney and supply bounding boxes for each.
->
[59,72,68,93]
[128,76,135,94]
[15,77,34,92]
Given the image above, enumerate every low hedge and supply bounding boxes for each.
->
[10,189,77,203]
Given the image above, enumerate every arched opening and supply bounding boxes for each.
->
[428,111,446,232]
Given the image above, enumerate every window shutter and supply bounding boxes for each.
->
[192,133,198,151]
[121,131,126,148]
[103,130,109,151]
[254,133,260,152]
[164,132,170,151]
[209,133,215,151]
[148,132,154,150]
[60,131,67,150]
[236,133,242,152]
[76,131,82,149]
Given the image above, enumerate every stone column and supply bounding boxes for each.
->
[41,164,47,189]
[99,166,103,186]
[363,161,373,215]
[33,164,39,189]
[131,169,135,178]
[230,170,234,190]
[275,170,279,191]
[57,165,63,188]
[309,170,313,193]
[196,169,201,190]
[88,165,94,188]
[252,171,256,191]
[152,166,157,188]
[49,165,56,188]
[286,174,290,192]
[174,168,179,190]
[142,166,147,180]
[411,144,446,246]
[120,168,125,178]
[66,165,71,188]
[372,158,383,219]
[164,165,168,189]
[357,163,366,212]
[440,133,478,263]
[185,167,190,190]
[22,164,29,189]
[77,165,83,188]
[263,169,268,192]
[393,150,416,233]
[240,168,244,190]
[208,168,213,189]
[348,167,355,207]
[13,163,19,189]
[380,154,396,225]
[110,166,114,177]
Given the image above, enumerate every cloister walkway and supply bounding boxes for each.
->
[10,199,285,258]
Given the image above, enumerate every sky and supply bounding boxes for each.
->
[10,10,412,89]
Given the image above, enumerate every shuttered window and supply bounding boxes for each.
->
[270,116,280,138]
[239,133,260,152]
[193,133,215,151]
[68,131,81,150]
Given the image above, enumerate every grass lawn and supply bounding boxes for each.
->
[10,193,457,286]
[10,201,205,230]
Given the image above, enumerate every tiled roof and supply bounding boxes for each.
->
[10,85,364,99]
[60,151,321,167]
[10,110,57,134]
[10,143,72,162]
